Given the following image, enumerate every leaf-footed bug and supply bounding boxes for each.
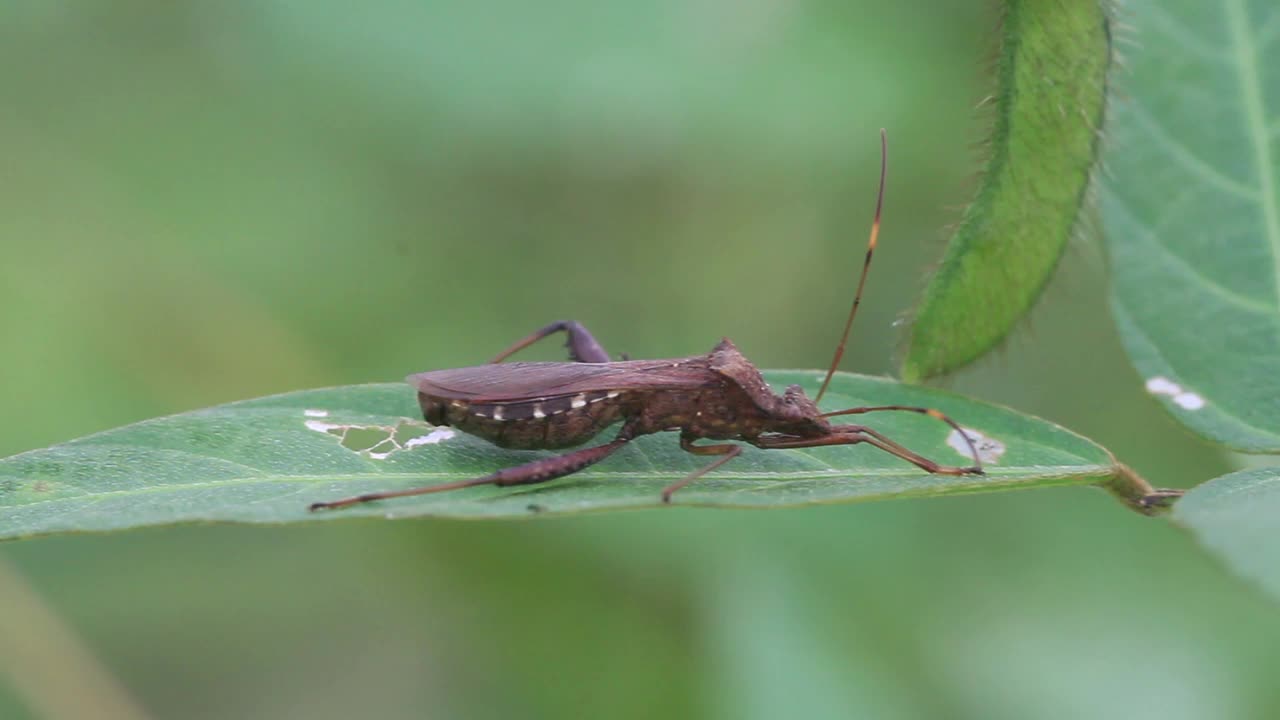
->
[309,131,985,511]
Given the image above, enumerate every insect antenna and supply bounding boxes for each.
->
[814,128,888,405]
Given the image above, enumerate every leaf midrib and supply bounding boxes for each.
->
[1226,0,1280,309]
[2,464,1116,509]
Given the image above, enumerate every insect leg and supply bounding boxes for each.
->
[660,436,743,503]
[821,404,982,469]
[309,434,632,511]
[753,427,982,475]
[490,321,611,363]
[848,425,982,474]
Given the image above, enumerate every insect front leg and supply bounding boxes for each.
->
[490,320,611,363]
[821,404,983,470]
[753,426,983,476]
[309,433,633,511]
[660,435,744,503]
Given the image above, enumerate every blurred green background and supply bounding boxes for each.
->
[1,2,1274,719]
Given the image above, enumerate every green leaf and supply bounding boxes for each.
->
[1173,467,1280,602]
[1100,1,1280,451]
[0,372,1163,540]
[900,0,1111,381]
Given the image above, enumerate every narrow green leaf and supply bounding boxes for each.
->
[0,373,1161,540]
[1100,0,1280,451]
[900,0,1111,381]
[1173,467,1280,602]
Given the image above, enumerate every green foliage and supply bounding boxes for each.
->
[2,1,1279,718]
[0,373,1141,539]
[1101,0,1280,452]
[1099,1,1280,601]
[1174,467,1280,602]
[900,0,1111,381]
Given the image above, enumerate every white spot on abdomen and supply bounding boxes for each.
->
[947,427,1005,465]
[571,394,588,409]
[1145,376,1206,411]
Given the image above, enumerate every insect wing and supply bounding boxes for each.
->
[408,359,711,402]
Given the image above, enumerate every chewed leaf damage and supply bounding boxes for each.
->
[304,415,456,460]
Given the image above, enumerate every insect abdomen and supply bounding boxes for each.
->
[418,390,630,449]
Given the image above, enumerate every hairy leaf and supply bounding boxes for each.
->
[900,0,1111,380]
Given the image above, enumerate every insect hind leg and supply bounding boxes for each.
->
[490,320,611,363]
[309,434,632,511]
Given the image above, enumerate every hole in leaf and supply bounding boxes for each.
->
[339,427,394,452]
[304,414,456,459]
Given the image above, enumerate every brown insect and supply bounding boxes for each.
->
[309,131,983,511]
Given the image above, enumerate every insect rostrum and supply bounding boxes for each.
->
[309,132,985,511]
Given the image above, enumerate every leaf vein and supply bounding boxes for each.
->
[1108,193,1277,315]
[0,465,1112,511]
[1145,3,1231,63]
[1124,98,1259,200]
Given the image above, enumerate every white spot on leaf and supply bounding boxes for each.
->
[1173,392,1205,410]
[405,427,457,447]
[304,409,329,418]
[305,419,343,433]
[1144,376,1206,412]
[947,427,1005,465]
